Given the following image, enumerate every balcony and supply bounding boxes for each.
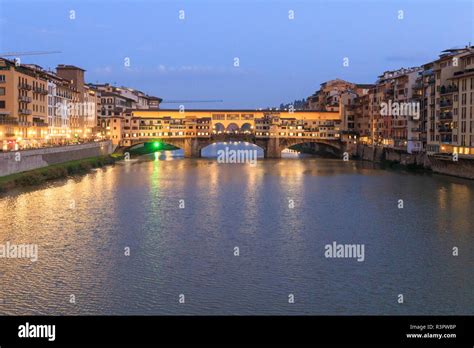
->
[392,124,407,129]
[453,68,474,77]
[439,112,453,120]
[439,100,452,108]
[440,85,458,95]
[33,87,48,95]
[0,117,18,125]
[18,108,32,115]
[18,95,32,103]
[440,135,452,143]
[18,83,32,90]
[33,121,48,127]
[438,126,452,133]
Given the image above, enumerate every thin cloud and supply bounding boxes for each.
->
[94,66,113,74]
[153,64,248,75]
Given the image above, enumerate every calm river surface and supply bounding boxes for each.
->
[0,148,473,315]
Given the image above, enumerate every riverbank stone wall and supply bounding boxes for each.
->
[0,141,114,177]
[353,144,474,180]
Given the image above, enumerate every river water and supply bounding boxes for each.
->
[0,146,473,315]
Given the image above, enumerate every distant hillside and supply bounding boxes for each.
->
[276,98,307,110]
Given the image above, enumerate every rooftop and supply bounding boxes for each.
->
[56,64,85,71]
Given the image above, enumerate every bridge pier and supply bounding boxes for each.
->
[265,137,281,158]
[183,138,202,158]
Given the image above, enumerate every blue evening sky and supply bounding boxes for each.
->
[0,0,473,108]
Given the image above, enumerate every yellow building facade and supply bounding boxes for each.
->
[110,109,343,158]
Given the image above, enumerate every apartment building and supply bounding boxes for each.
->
[339,86,374,135]
[352,67,426,153]
[90,83,162,137]
[307,79,372,149]
[148,96,161,109]
[83,85,101,138]
[46,71,79,143]
[56,64,99,138]
[90,83,161,113]
[0,58,49,150]
[307,80,372,110]
[307,79,354,112]
[353,93,373,144]
[425,47,474,155]
[378,67,423,152]
[449,50,474,154]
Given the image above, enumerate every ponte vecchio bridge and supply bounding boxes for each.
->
[111,109,346,158]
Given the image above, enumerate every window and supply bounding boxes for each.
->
[0,101,5,108]
[0,75,5,82]
[0,87,4,95]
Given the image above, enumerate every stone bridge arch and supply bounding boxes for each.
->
[267,138,344,158]
[213,122,225,134]
[280,138,343,152]
[118,136,344,159]
[225,123,240,133]
[118,138,192,156]
[127,138,186,151]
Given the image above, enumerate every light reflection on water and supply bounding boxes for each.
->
[0,152,473,315]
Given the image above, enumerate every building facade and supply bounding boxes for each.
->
[0,59,108,150]
[0,59,49,150]
[425,47,474,155]
[46,72,78,144]
[110,109,342,150]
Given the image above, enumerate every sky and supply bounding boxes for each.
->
[0,0,473,109]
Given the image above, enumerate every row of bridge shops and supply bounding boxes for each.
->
[107,109,345,148]
[106,108,474,159]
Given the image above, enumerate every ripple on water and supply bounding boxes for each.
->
[0,157,473,314]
